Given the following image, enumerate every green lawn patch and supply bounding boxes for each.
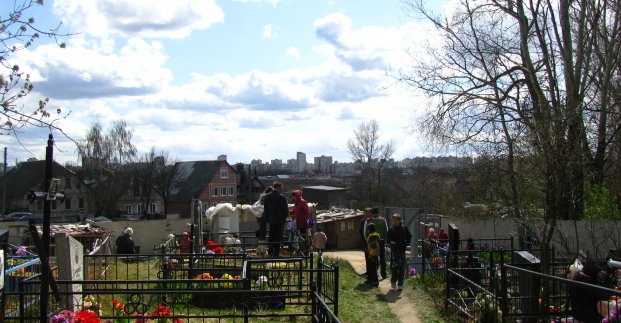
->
[332,259,399,323]
[404,274,451,323]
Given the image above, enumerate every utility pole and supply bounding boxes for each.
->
[40,134,53,322]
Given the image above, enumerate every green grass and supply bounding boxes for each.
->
[404,274,452,323]
[334,259,399,323]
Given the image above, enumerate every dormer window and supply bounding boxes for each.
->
[220,168,228,178]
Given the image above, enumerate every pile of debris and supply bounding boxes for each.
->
[316,207,362,223]
[34,222,108,238]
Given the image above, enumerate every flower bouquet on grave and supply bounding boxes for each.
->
[133,305,183,323]
[219,273,242,289]
[50,295,102,322]
[191,272,244,308]
[50,309,100,323]
[194,272,216,289]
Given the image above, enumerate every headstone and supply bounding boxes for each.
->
[513,250,540,323]
[56,233,84,311]
[0,229,9,292]
[448,223,460,252]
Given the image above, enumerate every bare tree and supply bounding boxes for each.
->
[347,119,394,203]
[401,0,621,263]
[1,0,71,136]
[77,121,136,216]
[131,148,158,218]
[152,150,178,217]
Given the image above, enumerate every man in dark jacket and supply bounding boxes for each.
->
[116,227,135,254]
[387,213,412,290]
[263,181,289,257]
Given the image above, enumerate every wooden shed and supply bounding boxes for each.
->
[315,208,364,250]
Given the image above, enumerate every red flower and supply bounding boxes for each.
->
[74,309,100,323]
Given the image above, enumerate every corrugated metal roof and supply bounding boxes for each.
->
[303,185,347,191]
[316,208,363,223]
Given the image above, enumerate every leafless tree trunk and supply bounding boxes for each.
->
[77,121,136,217]
[347,119,394,203]
[401,0,621,264]
[153,151,179,217]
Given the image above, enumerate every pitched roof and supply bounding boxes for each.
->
[0,160,76,200]
[169,160,229,201]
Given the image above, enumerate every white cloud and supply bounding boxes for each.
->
[6,5,436,166]
[202,69,314,111]
[313,12,437,72]
[16,38,173,100]
[232,0,281,7]
[53,0,224,39]
[285,47,301,59]
[262,24,275,39]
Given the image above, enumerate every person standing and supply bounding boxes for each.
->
[292,190,310,251]
[179,231,192,254]
[257,186,273,240]
[438,228,449,248]
[427,228,438,243]
[365,223,381,287]
[263,181,289,257]
[364,208,389,279]
[387,213,412,290]
[312,227,328,257]
[116,227,135,254]
[360,207,372,276]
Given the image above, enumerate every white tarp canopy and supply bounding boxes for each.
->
[204,203,256,234]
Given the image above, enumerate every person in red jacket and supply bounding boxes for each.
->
[291,190,310,232]
[291,190,311,250]
[179,232,192,254]
[438,228,449,248]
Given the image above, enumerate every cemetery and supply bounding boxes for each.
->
[3,204,621,322]
[0,225,340,322]
[0,187,340,322]
[416,220,621,322]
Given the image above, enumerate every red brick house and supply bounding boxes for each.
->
[168,160,237,218]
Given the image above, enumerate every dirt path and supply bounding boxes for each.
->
[323,251,422,323]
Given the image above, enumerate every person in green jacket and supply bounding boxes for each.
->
[363,207,389,279]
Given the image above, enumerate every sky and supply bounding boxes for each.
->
[0,0,452,166]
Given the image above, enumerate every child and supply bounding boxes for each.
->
[365,223,380,287]
[312,227,328,257]
[387,213,412,290]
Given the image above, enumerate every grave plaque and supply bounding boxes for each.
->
[56,233,84,311]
